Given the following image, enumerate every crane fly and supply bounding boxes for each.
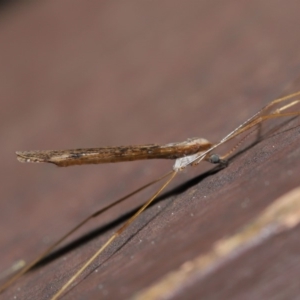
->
[1,91,300,299]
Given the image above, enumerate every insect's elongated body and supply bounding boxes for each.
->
[1,91,300,299]
[16,138,212,167]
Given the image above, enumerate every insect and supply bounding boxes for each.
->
[1,91,300,299]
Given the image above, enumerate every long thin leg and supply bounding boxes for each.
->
[220,93,300,144]
[192,99,300,167]
[224,109,300,144]
[51,170,177,300]
[218,110,300,161]
[0,171,174,293]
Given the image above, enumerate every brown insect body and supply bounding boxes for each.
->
[16,137,212,167]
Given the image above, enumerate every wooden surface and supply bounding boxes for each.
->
[1,1,300,299]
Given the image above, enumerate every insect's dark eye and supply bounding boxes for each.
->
[209,154,220,164]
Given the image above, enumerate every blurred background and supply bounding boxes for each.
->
[1,1,300,299]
